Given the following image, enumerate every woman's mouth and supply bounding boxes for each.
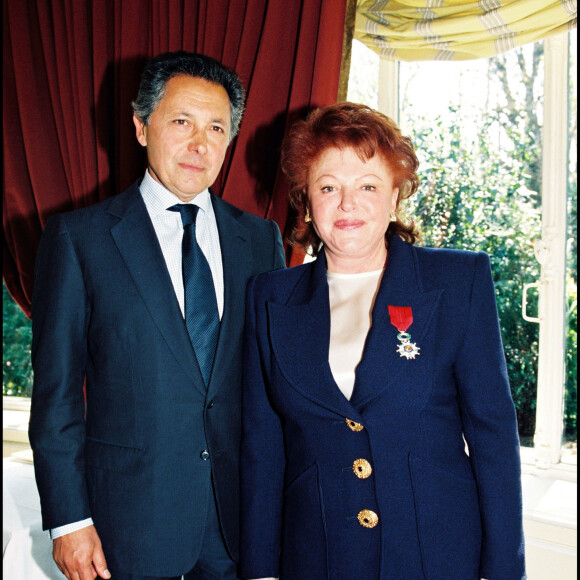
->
[334,219,364,230]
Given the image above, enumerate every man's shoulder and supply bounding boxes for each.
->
[211,194,281,245]
[211,194,271,227]
[51,181,139,218]
[45,182,142,229]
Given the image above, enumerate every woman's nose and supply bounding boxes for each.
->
[339,188,357,211]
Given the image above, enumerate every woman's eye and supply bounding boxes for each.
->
[362,185,376,191]
[321,186,335,193]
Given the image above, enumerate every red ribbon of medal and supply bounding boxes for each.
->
[388,305,420,359]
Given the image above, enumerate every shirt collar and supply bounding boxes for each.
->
[139,169,212,217]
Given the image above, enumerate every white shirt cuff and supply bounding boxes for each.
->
[50,518,94,539]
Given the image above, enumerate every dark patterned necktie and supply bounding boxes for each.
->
[168,204,219,385]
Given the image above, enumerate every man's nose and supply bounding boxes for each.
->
[188,128,207,154]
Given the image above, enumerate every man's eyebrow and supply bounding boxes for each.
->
[177,112,227,123]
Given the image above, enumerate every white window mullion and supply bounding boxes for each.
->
[533,32,570,468]
[378,57,399,121]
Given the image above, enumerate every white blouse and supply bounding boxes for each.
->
[327,269,384,400]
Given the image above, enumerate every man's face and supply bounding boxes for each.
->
[133,75,232,202]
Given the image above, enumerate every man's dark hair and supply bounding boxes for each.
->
[132,51,245,140]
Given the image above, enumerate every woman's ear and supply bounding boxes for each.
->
[391,187,400,209]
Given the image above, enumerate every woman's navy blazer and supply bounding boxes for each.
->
[240,236,526,580]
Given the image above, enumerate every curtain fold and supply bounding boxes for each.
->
[338,0,359,102]
[3,0,347,316]
[355,0,577,61]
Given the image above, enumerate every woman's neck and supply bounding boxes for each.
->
[324,246,387,274]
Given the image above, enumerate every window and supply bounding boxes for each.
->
[564,29,577,457]
[3,281,32,398]
[3,281,33,454]
[348,29,577,470]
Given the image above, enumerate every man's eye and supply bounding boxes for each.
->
[174,119,188,125]
[211,125,225,133]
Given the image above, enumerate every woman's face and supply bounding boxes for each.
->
[307,146,399,273]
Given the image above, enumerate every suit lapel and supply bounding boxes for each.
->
[350,237,442,408]
[267,237,442,418]
[107,185,204,393]
[207,195,251,398]
[267,254,364,421]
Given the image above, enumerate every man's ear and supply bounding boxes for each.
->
[133,114,147,147]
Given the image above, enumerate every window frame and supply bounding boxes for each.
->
[376,31,576,478]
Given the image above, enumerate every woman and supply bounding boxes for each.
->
[240,103,525,580]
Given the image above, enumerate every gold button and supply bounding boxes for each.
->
[346,418,364,432]
[353,458,372,479]
[357,509,379,528]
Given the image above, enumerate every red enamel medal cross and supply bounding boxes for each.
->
[388,305,420,360]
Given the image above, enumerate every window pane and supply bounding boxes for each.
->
[3,282,33,398]
[347,40,379,108]
[396,46,544,446]
[564,28,577,450]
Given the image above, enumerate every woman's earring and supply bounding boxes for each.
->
[390,211,397,223]
[304,210,312,223]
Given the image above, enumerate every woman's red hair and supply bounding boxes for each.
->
[281,102,421,254]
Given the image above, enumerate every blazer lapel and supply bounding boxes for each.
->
[267,253,364,422]
[207,196,251,398]
[350,237,442,409]
[108,185,204,393]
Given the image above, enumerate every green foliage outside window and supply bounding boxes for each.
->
[565,275,577,442]
[404,108,576,442]
[3,283,33,397]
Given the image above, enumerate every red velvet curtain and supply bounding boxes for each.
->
[3,0,347,317]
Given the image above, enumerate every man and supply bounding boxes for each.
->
[29,52,285,580]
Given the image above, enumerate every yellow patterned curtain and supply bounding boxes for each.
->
[355,0,577,60]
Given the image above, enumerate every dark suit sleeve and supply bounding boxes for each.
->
[29,215,92,530]
[454,252,526,579]
[239,274,285,579]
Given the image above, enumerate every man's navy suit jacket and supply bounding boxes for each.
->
[29,181,285,577]
[240,236,526,580]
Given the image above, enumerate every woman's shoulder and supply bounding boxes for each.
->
[410,243,492,288]
[249,260,313,296]
[413,243,489,267]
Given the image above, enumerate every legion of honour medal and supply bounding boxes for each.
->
[388,305,420,360]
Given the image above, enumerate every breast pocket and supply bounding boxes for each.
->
[409,453,481,580]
